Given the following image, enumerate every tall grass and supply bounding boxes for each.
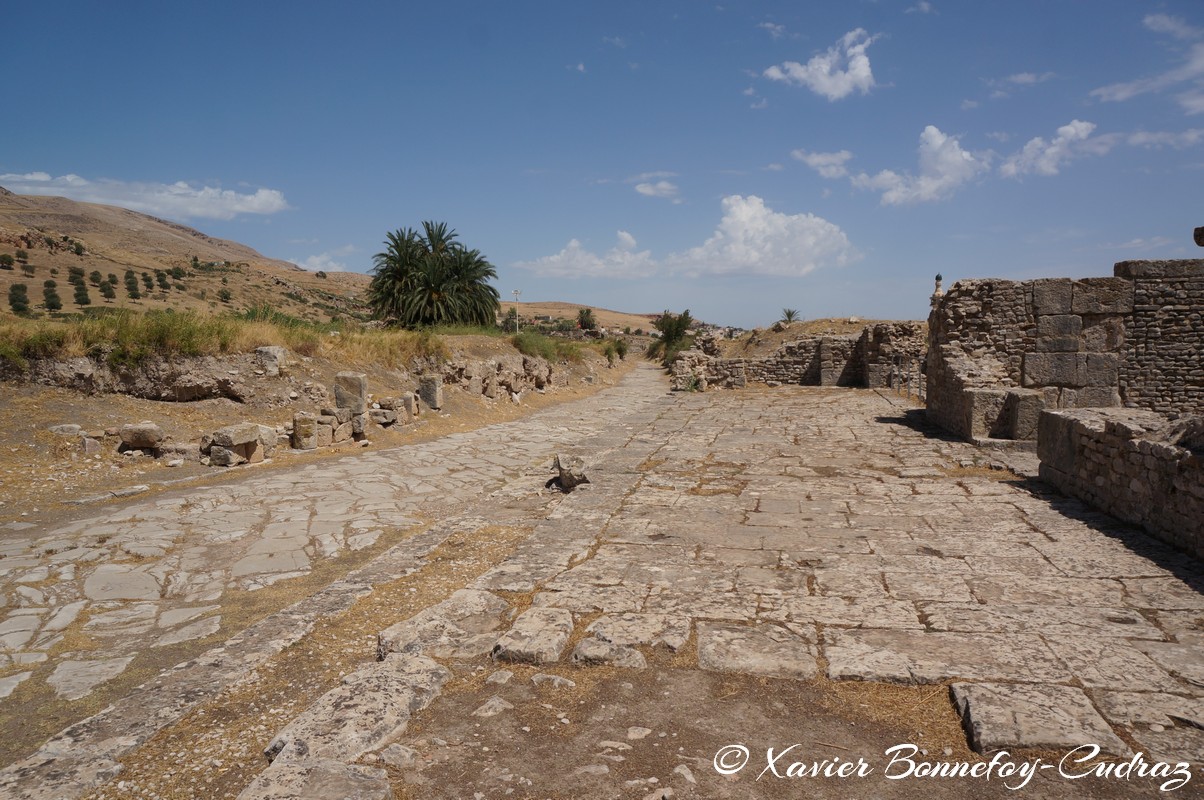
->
[511,331,582,363]
[0,307,449,370]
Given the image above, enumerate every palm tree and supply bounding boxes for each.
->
[577,307,597,331]
[367,222,500,327]
[781,308,799,323]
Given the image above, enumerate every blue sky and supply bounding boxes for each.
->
[5,1,1203,327]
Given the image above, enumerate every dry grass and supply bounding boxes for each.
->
[0,308,450,369]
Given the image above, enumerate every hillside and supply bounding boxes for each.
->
[0,186,372,323]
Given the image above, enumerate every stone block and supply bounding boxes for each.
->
[958,388,1006,439]
[210,423,261,448]
[1082,352,1120,387]
[1031,279,1073,316]
[1036,410,1079,472]
[1062,386,1121,408]
[255,425,277,459]
[333,372,368,413]
[209,445,246,467]
[369,409,397,426]
[255,345,287,377]
[1071,278,1134,314]
[292,412,317,450]
[1002,389,1044,440]
[1114,259,1204,279]
[317,414,339,429]
[418,375,443,410]
[402,393,421,417]
[119,422,164,449]
[352,413,367,440]
[1034,314,1082,352]
[332,422,353,443]
[315,424,333,448]
[1081,316,1125,351]
[1022,352,1082,387]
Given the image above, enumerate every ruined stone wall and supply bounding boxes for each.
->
[926,260,1204,441]
[1038,408,1204,559]
[861,322,926,388]
[1118,260,1204,414]
[670,323,924,391]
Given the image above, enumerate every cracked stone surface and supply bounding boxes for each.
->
[3,370,1204,799]
[952,682,1130,756]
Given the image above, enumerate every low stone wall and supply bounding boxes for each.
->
[1037,407,1204,558]
[670,322,924,391]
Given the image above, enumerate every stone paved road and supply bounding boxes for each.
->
[3,364,1202,798]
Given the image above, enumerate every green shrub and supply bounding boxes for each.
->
[511,331,556,360]
[8,284,29,314]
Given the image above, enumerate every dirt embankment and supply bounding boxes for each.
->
[0,341,637,530]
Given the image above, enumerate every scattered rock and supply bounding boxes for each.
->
[547,453,589,491]
[471,696,514,718]
[379,743,418,769]
[119,421,164,449]
[531,673,577,689]
[48,424,82,436]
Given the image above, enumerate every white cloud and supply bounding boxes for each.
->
[634,180,680,200]
[960,99,979,110]
[750,97,769,109]
[512,231,654,279]
[986,131,1011,143]
[0,172,289,220]
[290,244,356,272]
[906,1,934,14]
[758,22,786,39]
[1091,17,1204,115]
[792,148,854,178]
[1101,236,1175,250]
[1143,14,1203,41]
[1127,128,1204,148]
[515,195,858,279]
[1000,119,1120,178]
[764,163,785,171]
[602,35,626,48]
[1005,71,1054,85]
[1179,90,1204,115]
[627,171,677,182]
[666,195,857,276]
[763,29,878,101]
[851,125,990,205]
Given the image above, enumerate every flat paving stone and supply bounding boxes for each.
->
[491,607,574,664]
[824,629,1069,683]
[696,622,817,679]
[952,682,1130,756]
[82,565,160,601]
[47,657,136,701]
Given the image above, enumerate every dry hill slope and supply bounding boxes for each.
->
[0,186,372,322]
